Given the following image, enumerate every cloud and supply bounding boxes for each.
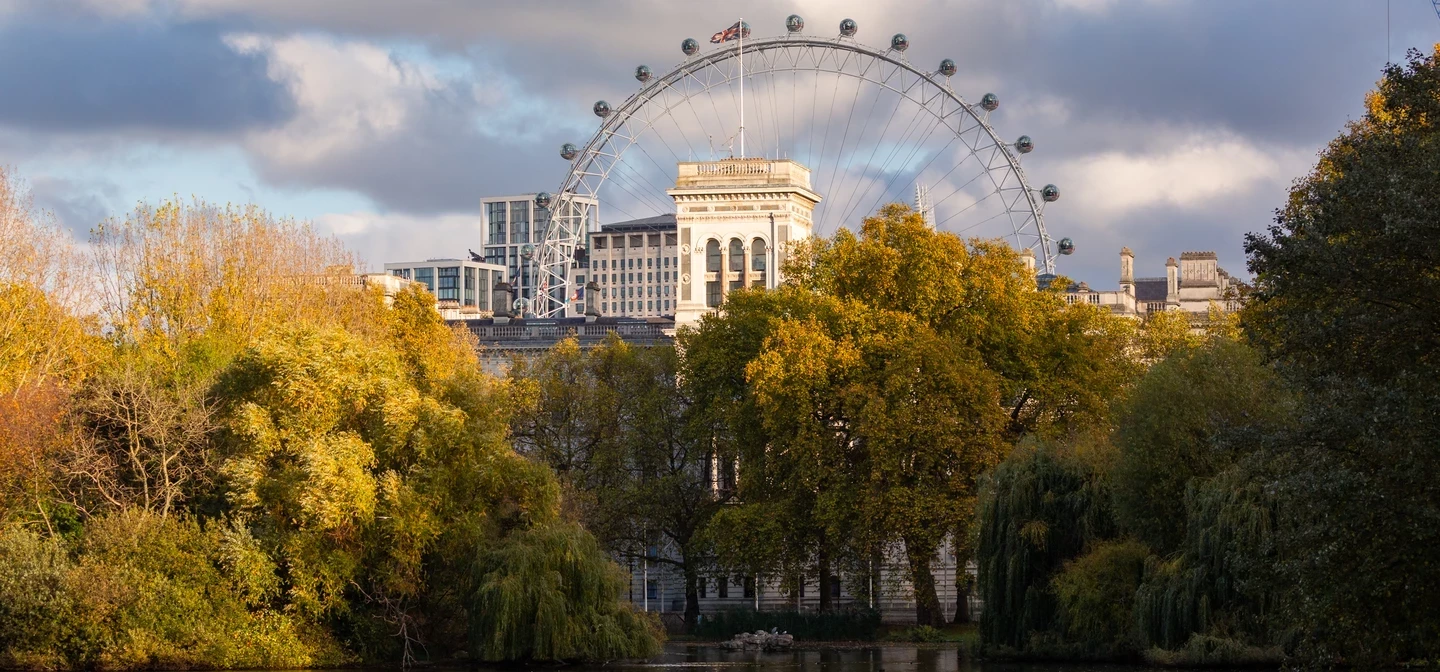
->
[312,210,481,270]
[0,19,292,134]
[225,32,586,214]
[1050,132,1296,219]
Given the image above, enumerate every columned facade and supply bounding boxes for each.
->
[669,158,821,326]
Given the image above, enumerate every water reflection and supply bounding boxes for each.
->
[605,645,1158,672]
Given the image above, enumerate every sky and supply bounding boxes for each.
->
[1,0,1436,285]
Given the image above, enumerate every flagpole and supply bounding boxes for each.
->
[738,17,744,159]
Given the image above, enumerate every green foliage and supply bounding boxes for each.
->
[884,625,948,643]
[690,205,1140,626]
[1242,46,1440,663]
[976,434,1115,650]
[692,608,881,641]
[468,521,662,662]
[509,336,718,628]
[1112,338,1293,554]
[1050,540,1150,652]
[0,515,341,670]
[1142,634,1283,668]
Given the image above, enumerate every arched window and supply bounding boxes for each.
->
[728,239,744,272]
[706,239,721,273]
[751,237,767,287]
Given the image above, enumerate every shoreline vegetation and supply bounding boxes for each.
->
[1,43,1438,672]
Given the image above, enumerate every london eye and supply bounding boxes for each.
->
[533,15,1063,318]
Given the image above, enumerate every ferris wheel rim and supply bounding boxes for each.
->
[536,33,1056,318]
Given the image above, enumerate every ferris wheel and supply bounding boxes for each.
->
[532,14,1066,318]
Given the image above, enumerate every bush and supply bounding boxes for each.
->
[0,526,79,669]
[692,607,881,641]
[883,625,947,643]
[0,513,349,670]
[468,522,663,662]
[1143,634,1284,667]
[1050,540,1151,653]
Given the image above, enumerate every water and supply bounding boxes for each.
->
[596,644,1158,672]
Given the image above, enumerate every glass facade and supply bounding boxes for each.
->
[414,267,434,291]
[437,266,459,301]
[486,202,507,245]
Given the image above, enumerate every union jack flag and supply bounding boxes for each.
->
[710,21,750,44]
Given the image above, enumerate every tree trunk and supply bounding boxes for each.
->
[818,549,833,612]
[905,538,944,627]
[684,563,700,631]
[952,523,975,624]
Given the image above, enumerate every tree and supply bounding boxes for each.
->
[511,337,722,630]
[1242,46,1440,662]
[690,205,1138,625]
[1111,338,1294,554]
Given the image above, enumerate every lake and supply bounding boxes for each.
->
[599,644,1158,672]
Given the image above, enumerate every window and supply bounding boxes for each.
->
[698,578,707,599]
[706,240,721,273]
[647,272,653,283]
[1088,294,1100,305]
[829,577,842,598]
[752,237,767,286]
[485,202,506,245]
[414,267,434,291]
[630,235,642,248]
[743,576,755,599]
[647,300,653,311]
[706,281,722,308]
[798,580,805,598]
[648,234,660,246]
[665,233,677,246]
[729,239,744,272]
[647,580,659,601]
[436,267,459,301]
[390,268,411,280]
[509,201,530,243]
[663,300,669,311]
[718,578,729,599]
[463,267,476,305]
[647,258,653,269]
[665,257,670,267]
[729,280,743,293]
[594,237,607,250]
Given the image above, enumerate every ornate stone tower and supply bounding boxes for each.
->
[669,158,822,326]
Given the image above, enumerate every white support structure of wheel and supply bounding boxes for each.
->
[536,17,1061,318]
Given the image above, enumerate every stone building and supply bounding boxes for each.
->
[669,158,820,326]
[1053,248,1242,320]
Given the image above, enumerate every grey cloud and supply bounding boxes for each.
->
[0,18,292,133]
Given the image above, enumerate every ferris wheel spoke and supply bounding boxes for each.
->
[862,112,948,222]
[844,100,935,224]
[834,82,909,223]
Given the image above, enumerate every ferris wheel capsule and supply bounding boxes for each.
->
[839,18,857,36]
[593,100,611,118]
[1015,135,1034,154]
[682,38,699,56]
[980,93,999,111]
[1058,238,1075,255]
[786,14,804,32]
[560,143,578,160]
[534,192,552,210]
[635,65,652,83]
[939,58,957,77]
[1042,184,1060,202]
[521,244,535,260]
[891,33,909,52]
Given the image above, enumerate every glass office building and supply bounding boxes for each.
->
[383,258,506,313]
[481,194,598,308]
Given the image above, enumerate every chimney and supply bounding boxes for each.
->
[1165,257,1178,302]
[583,281,601,323]
[1119,247,1134,294]
[492,281,514,323]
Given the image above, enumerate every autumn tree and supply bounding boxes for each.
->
[689,205,1138,625]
